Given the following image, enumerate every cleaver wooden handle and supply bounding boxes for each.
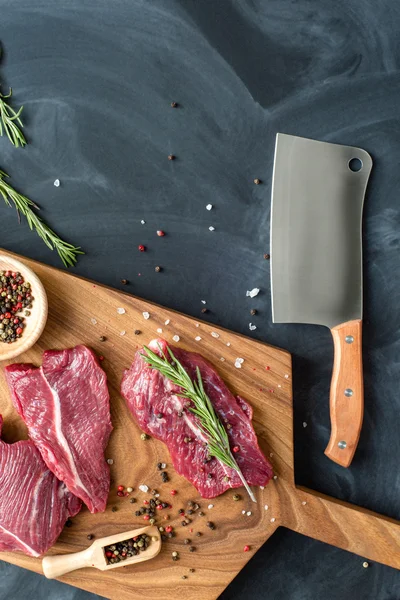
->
[324,319,363,467]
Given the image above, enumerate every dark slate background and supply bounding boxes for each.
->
[1,1,400,598]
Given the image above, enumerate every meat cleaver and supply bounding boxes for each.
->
[270,133,372,467]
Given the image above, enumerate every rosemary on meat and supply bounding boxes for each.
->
[141,344,256,502]
[0,170,84,267]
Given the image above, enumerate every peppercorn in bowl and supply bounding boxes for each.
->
[0,253,47,361]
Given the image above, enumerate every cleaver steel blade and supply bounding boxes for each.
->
[270,133,372,467]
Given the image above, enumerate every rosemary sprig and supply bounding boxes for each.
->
[0,88,26,147]
[141,343,256,502]
[0,170,84,267]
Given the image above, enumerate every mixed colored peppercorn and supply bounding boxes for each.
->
[0,271,33,343]
[104,533,151,565]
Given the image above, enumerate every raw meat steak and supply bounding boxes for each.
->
[121,339,273,498]
[0,415,81,557]
[5,345,112,513]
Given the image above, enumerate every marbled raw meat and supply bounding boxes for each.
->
[5,345,112,513]
[121,339,273,498]
[0,415,81,557]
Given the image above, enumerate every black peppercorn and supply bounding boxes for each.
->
[263,253,270,260]
[196,532,202,537]
[121,279,128,285]
[87,534,94,540]
[99,335,106,342]
[156,413,163,419]
[168,154,175,161]
[171,101,178,108]
[206,521,215,530]
[189,546,195,552]
[65,520,73,527]
[135,330,141,335]
[184,538,191,545]
[250,309,257,316]
[201,307,208,314]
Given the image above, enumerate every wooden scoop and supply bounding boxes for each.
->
[42,525,161,579]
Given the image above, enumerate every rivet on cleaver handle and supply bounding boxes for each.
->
[270,133,372,467]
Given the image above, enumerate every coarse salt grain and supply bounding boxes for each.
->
[117,308,126,315]
[209,226,215,231]
[273,475,278,480]
[246,288,260,298]
[246,511,252,517]
[120,330,126,336]
[242,510,246,515]
[363,562,369,568]
[195,336,201,341]
[143,312,150,320]
[278,384,282,388]
[140,220,146,224]
[195,323,200,327]
[259,486,265,490]
[208,504,214,509]
[226,342,231,347]
[172,335,180,342]
[303,422,308,428]
[264,505,269,511]
[220,357,225,361]
[107,458,114,465]
[164,319,170,325]
[157,328,163,334]
[234,357,244,369]
[249,323,257,331]
[206,204,213,210]
[270,517,276,523]
[284,374,289,379]
[211,332,220,338]
[53,179,60,187]
[302,501,307,506]
[160,463,166,469]
[90,318,97,325]
[139,484,149,493]
[201,300,206,304]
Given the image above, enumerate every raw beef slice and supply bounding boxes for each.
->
[0,415,81,557]
[121,339,273,498]
[5,345,112,513]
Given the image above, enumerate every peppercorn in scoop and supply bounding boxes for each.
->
[0,270,33,343]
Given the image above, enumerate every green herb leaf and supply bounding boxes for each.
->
[0,170,84,267]
[141,343,256,502]
[0,88,26,148]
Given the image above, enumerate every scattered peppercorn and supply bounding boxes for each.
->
[87,534,94,541]
[250,309,257,316]
[254,178,261,185]
[207,473,213,479]
[65,520,73,527]
[170,489,177,496]
[181,520,188,526]
[138,245,145,252]
[263,253,270,260]
[161,471,169,483]
[171,101,178,108]
[156,412,163,419]
[233,494,241,501]
[196,532,202,537]
[189,546,195,553]
[135,330,141,335]
[233,446,240,453]
[201,307,208,314]
[121,279,128,285]
[184,538,191,545]
[0,271,32,344]
[111,506,118,513]
[168,155,175,161]
[157,230,165,237]
[135,510,141,516]
[99,335,106,342]
[206,521,215,530]
[199,511,205,517]
[189,568,195,573]
[155,266,161,273]
[141,433,149,441]
[130,498,136,504]
[182,575,187,580]
[243,545,250,552]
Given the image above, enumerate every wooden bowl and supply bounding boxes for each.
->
[0,254,48,362]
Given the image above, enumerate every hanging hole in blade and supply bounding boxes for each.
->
[348,158,363,172]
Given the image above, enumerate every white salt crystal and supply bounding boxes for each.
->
[107,458,114,465]
[206,204,213,210]
[226,342,231,347]
[211,332,220,338]
[220,357,225,361]
[140,220,146,224]
[160,463,166,469]
[208,504,214,509]
[246,511,252,517]
[277,384,282,388]
[246,288,260,298]
[242,510,246,515]
[234,357,244,369]
[53,179,60,187]
[195,323,200,327]
[201,300,206,304]
[90,318,97,325]
[120,330,126,336]
[209,226,215,231]
[139,484,149,493]
[117,308,126,315]
[249,323,257,331]
[302,501,307,506]
[264,504,269,511]
[172,335,180,342]
[259,486,265,490]
[273,475,278,480]
[164,319,170,325]
[284,374,289,379]
[155,493,160,498]
[270,517,276,523]
[303,422,308,428]
[195,336,201,341]
[157,328,163,334]
[143,311,150,320]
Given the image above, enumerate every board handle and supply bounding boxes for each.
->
[42,548,93,579]
[325,319,363,467]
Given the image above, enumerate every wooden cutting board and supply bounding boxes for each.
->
[0,250,399,600]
